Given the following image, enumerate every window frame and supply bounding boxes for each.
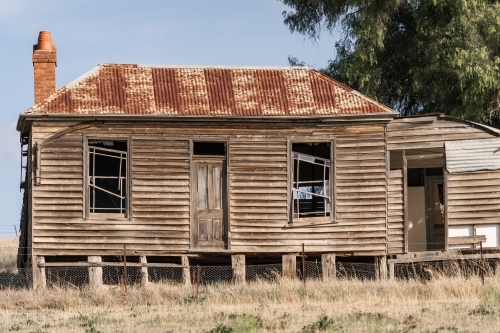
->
[83,136,131,220]
[288,139,335,224]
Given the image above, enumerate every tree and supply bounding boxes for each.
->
[282,0,500,124]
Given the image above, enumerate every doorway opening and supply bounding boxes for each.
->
[390,149,445,252]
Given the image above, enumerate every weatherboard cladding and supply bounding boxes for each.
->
[25,64,393,116]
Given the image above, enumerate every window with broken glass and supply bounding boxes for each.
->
[87,140,127,216]
[292,143,332,221]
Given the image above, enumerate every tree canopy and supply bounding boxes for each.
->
[282,0,500,124]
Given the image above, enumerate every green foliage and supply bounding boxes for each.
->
[207,324,234,333]
[301,315,337,332]
[482,286,500,305]
[469,304,493,315]
[75,313,103,333]
[282,0,500,125]
[266,312,292,330]
[288,56,306,67]
[228,313,263,331]
[470,286,500,315]
[209,313,263,333]
[422,326,474,333]
[183,295,206,304]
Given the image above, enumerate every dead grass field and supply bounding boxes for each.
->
[0,237,18,271]
[1,237,500,332]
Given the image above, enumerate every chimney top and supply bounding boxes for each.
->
[36,31,55,51]
[33,31,57,104]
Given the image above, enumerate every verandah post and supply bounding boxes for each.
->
[321,253,336,281]
[181,256,191,286]
[282,254,296,279]
[32,255,46,290]
[140,256,148,287]
[231,254,245,284]
[88,255,103,289]
[375,256,388,281]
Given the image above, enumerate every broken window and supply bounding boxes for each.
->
[292,143,331,221]
[193,142,226,156]
[88,140,127,215]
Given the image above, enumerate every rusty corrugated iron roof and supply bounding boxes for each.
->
[24,64,396,116]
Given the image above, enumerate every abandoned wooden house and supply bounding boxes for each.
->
[17,31,500,288]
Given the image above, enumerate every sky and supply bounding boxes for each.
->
[0,0,338,238]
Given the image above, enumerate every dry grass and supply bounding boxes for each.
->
[0,237,18,271]
[1,238,500,332]
[1,278,500,332]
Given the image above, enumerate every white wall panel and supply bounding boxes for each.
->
[448,225,473,249]
[476,225,500,248]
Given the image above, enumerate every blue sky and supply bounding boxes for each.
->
[0,0,337,238]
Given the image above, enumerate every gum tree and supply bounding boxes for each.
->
[282,0,500,124]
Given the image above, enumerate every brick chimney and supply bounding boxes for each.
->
[32,31,57,104]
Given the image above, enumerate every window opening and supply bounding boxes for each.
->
[88,140,127,215]
[193,142,226,156]
[292,143,331,219]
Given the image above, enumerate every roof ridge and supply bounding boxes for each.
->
[99,63,313,70]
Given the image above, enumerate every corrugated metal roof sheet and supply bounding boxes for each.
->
[446,138,500,173]
[24,64,396,116]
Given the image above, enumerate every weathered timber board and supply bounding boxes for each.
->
[387,169,404,254]
[30,122,391,256]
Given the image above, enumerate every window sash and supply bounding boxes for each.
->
[88,144,127,215]
[292,150,332,220]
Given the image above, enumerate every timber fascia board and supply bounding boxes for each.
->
[17,112,397,133]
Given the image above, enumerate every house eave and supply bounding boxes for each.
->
[17,112,398,133]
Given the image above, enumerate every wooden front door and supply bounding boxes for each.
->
[192,160,226,248]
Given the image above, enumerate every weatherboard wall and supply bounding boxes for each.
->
[29,121,388,257]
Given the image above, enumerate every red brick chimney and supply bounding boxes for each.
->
[32,31,57,104]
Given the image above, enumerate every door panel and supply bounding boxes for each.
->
[197,165,208,211]
[198,219,208,241]
[213,165,221,210]
[193,160,226,248]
